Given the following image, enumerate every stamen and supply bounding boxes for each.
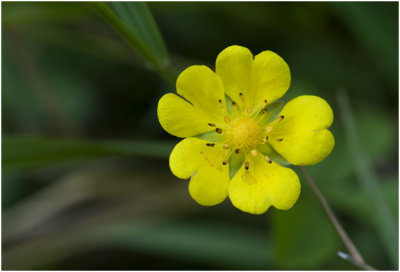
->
[216,128,223,134]
[276,138,283,141]
[206,143,215,147]
[264,155,272,163]
[239,92,244,102]
[250,149,257,156]
[222,159,228,165]
[232,101,238,109]
[261,99,268,108]
[276,115,284,122]
[224,115,231,124]
[208,123,216,127]
[246,107,253,114]
[256,108,268,122]
[223,143,230,149]
[235,149,240,154]
[244,162,249,170]
[218,99,224,108]
[265,126,273,133]
[261,136,268,144]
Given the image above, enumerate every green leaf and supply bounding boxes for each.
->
[89,2,158,67]
[229,152,244,179]
[112,2,168,66]
[89,2,176,86]
[3,137,175,171]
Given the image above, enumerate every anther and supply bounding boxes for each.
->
[222,159,228,165]
[262,109,268,114]
[244,162,249,170]
[276,138,283,141]
[208,123,216,127]
[235,149,240,154]
[216,128,223,134]
[276,115,284,122]
[218,99,224,108]
[261,99,268,108]
[265,126,273,133]
[223,143,230,149]
[250,149,258,156]
[206,143,215,147]
[239,92,244,102]
[264,155,272,163]
[224,115,231,124]
[232,101,238,109]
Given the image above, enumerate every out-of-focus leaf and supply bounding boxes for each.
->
[357,106,397,162]
[3,137,175,171]
[328,176,398,227]
[3,218,273,269]
[331,2,397,82]
[98,220,273,269]
[337,91,397,266]
[271,194,339,269]
[2,2,91,25]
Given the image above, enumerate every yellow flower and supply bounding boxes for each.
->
[157,45,334,214]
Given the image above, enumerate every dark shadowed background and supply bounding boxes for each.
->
[2,1,398,270]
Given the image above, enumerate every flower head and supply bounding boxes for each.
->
[158,45,334,214]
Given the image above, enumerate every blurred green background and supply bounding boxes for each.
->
[2,1,398,270]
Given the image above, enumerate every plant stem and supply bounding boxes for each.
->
[298,166,375,270]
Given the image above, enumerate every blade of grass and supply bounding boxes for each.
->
[3,137,175,171]
[299,166,374,270]
[337,90,398,267]
[89,2,157,68]
[112,2,168,65]
[89,2,176,86]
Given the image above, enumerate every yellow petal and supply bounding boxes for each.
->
[169,138,230,205]
[215,45,253,107]
[251,50,291,106]
[158,93,213,138]
[169,138,205,179]
[216,46,291,108]
[228,155,300,214]
[189,163,229,206]
[269,95,335,165]
[177,65,226,123]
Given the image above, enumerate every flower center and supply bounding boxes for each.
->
[227,117,261,149]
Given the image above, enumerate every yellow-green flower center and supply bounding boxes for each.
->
[227,117,261,149]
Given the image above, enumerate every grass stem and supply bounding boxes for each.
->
[299,166,375,270]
